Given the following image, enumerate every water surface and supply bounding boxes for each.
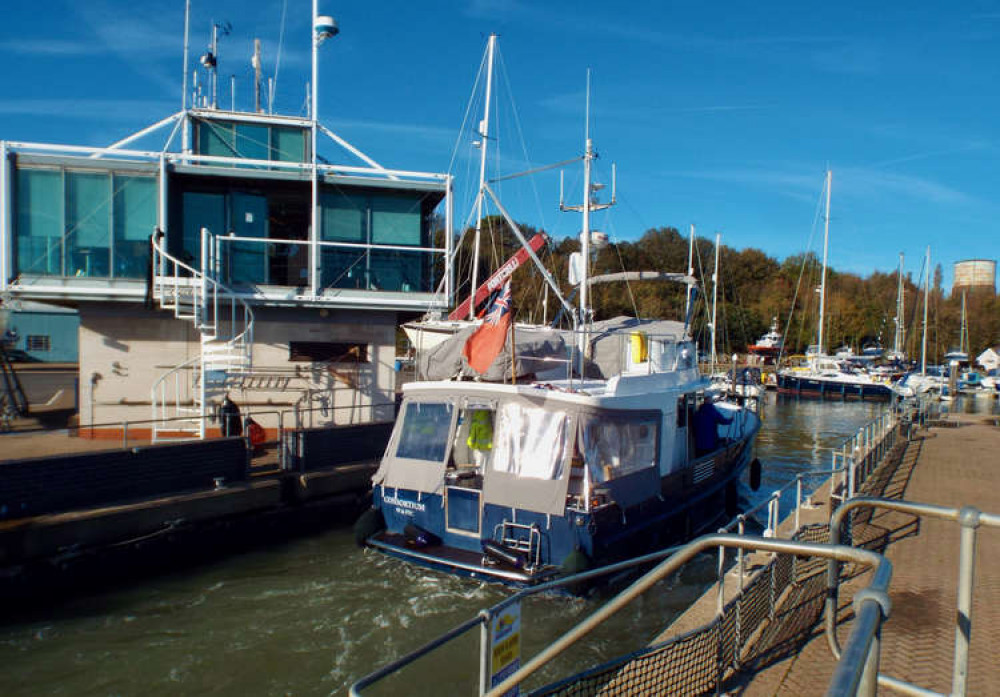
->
[1,396,892,696]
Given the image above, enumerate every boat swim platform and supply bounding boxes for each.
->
[652,411,1000,696]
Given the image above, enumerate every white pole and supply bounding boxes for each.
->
[445,175,454,309]
[0,141,8,292]
[817,169,831,357]
[685,223,695,321]
[922,246,930,376]
[469,34,496,319]
[711,232,720,373]
[310,0,319,297]
[182,0,190,110]
[580,69,592,336]
[895,252,904,356]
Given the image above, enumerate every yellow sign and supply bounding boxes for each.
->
[489,603,521,697]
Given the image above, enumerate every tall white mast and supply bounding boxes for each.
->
[710,232,720,373]
[468,34,497,320]
[685,223,695,322]
[309,0,319,297]
[893,252,905,357]
[922,246,930,375]
[308,7,338,297]
[579,69,594,331]
[958,290,969,357]
[817,169,832,357]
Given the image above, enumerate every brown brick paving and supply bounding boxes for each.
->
[742,414,1000,696]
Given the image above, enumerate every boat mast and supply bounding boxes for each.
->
[710,232,720,373]
[893,252,905,357]
[685,223,695,322]
[817,169,832,357]
[469,34,497,320]
[579,71,593,331]
[922,246,930,376]
[960,291,967,356]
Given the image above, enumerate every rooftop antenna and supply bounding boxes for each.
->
[252,39,263,113]
[181,0,191,152]
[200,21,231,109]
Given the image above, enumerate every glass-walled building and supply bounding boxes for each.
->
[3,110,451,310]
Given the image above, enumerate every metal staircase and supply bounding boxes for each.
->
[150,229,254,441]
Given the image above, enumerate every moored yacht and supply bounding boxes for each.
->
[359,318,762,584]
[354,52,762,584]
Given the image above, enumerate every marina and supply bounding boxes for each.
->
[1,2,999,696]
[0,396,898,696]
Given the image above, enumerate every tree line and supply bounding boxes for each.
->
[439,219,999,364]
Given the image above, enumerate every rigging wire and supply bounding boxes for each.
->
[778,175,826,362]
[271,0,288,113]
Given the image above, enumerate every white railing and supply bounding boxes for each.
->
[150,228,254,441]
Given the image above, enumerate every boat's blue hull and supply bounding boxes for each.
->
[367,437,757,585]
[777,373,892,402]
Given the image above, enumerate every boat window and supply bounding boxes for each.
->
[579,414,659,483]
[491,403,568,481]
[676,396,688,428]
[452,406,495,462]
[395,402,454,462]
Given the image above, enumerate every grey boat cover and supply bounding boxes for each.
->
[415,316,688,381]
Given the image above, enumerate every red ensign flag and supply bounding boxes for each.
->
[462,281,512,374]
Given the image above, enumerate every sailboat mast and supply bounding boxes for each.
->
[894,252,905,356]
[922,246,930,375]
[960,291,967,355]
[579,70,593,329]
[817,169,832,357]
[469,34,496,320]
[711,232,720,373]
[685,223,695,321]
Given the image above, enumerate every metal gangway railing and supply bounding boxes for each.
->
[349,534,893,697]
[349,406,923,696]
[151,228,254,441]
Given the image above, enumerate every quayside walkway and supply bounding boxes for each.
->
[741,412,1000,696]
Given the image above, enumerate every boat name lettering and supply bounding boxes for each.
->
[487,257,520,291]
[383,493,426,513]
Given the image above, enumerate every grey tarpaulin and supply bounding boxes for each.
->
[415,316,689,382]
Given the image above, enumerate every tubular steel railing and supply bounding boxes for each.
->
[827,497,1000,697]
[350,406,913,696]
[349,535,892,697]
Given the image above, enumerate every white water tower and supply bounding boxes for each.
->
[953,259,996,295]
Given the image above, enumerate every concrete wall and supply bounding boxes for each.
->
[78,303,397,436]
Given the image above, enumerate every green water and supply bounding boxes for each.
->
[0,396,890,696]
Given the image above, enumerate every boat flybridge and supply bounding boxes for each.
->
[359,318,762,584]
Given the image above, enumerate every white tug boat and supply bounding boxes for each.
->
[355,42,762,584]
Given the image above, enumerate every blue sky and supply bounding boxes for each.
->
[2,1,999,288]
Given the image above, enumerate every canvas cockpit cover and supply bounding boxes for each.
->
[373,400,454,495]
[482,401,574,516]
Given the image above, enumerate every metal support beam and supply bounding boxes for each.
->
[317,123,398,180]
[88,111,185,159]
